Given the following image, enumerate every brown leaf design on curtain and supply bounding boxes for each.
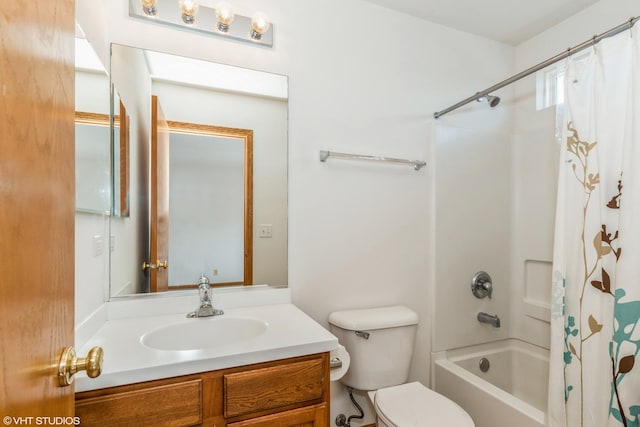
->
[618,355,635,375]
[588,315,603,334]
[591,268,614,295]
[607,179,623,209]
[594,232,613,258]
[600,225,622,261]
[587,173,600,191]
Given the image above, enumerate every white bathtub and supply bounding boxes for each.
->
[432,339,549,427]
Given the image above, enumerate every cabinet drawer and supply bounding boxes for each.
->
[76,379,202,427]
[227,403,328,427]
[224,357,325,418]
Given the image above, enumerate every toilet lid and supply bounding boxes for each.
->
[374,382,474,427]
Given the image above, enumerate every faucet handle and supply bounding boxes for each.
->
[471,271,493,299]
[198,274,210,286]
[484,281,493,299]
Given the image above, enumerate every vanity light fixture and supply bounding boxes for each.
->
[141,0,157,16]
[215,2,234,33]
[250,12,270,40]
[131,0,273,47]
[178,0,199,24]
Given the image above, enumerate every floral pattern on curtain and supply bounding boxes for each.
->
[548,24,640,427]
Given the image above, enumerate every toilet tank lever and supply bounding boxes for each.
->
[354,330,370,340]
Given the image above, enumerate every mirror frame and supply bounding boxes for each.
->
[165,120,254,288]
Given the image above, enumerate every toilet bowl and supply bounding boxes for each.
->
[370,382,474,427]
[328,306,474,427]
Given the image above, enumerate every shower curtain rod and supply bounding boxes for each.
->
[433,16,639,119]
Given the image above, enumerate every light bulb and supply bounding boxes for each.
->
[215,2,234,32]
[141,0,157,16]
[250,12,270,40]
[178,0,199,24]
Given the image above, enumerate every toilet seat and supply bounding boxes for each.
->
[373,382,474,427]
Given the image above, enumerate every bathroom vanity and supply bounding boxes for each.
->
[74,289,337,426]
[75,352,329,426]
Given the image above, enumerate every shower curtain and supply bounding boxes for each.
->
[548,24,640,427]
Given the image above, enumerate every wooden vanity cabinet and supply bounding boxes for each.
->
[75,352,330,427]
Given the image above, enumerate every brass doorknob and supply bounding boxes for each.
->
[58,346,103,387]
[142,260,168,270]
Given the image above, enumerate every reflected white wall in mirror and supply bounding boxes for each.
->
[109,44,288,298]
[75,122,111,214]
[169,133,244,285]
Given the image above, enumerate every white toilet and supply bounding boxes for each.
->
[328,305,474,427]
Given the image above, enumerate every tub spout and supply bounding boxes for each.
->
[477,312,501,328]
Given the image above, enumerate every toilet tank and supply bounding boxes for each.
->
[328,306,418,391]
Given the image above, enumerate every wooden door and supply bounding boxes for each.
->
[150,95,170,292]
[0,0,75,417]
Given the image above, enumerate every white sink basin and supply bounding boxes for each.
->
[76,302,340,392]
[141,316,268,351]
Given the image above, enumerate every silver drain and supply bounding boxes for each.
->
[479,357,490,372]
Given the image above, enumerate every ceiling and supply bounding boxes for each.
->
[360,0,600,45]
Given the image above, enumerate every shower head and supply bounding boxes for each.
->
[486,94,500,107]
[476,94,501,108]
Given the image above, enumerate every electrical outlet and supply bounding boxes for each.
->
[93,235,104,257]
[213,268,219,276]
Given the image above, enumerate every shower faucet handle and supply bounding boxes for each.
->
[471,271,493,299]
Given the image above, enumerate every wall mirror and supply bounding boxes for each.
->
[109,44,288,298]
[75,36,131,217]
[75,37,111,215]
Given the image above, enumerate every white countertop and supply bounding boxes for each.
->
[75,299,338,392]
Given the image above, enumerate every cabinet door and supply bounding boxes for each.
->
[76,379,202,426]
[227,403,327,427]
[224,357,325,418]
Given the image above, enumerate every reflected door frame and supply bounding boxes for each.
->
[150,95,170,292]
[165,120,254,288]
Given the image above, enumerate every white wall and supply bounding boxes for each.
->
[75,213,110,324]
[510,0,640,350]
[76,0,515,424]
[75,68,110,323]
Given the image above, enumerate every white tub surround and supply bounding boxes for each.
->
[75,287,338,392]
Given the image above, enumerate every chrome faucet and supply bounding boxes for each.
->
[477,312,501,328]
[187,274,224,318]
